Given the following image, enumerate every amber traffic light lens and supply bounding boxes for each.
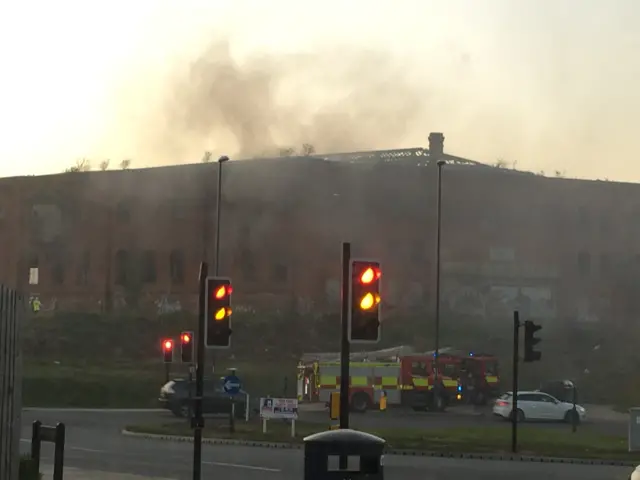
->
[181,334,191,343]
[214,307,226,321]
[360,293,374,310]
[359,293,381,310]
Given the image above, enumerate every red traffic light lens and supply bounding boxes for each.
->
[360,266,381,284]
[163,340,174,351]
[214,285,232,299]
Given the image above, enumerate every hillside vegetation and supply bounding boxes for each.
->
[21,311,640,408]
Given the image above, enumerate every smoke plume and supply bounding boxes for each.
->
[122,39,425,162]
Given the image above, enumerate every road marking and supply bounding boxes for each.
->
[203,461,280,472]
[23,408,166,413]
[21,439,104,454]
[70,447,106,453]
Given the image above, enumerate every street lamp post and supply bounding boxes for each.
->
[434,159,446,381]
[214,155,230,276]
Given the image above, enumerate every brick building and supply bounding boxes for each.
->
[1,133,640,324]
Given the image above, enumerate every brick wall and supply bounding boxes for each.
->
[2,153,640,323]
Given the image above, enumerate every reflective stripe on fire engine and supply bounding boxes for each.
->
[351,376,368,386]
[321,362,398,368]
[372,376,399,389]
[319,375,371,388]
[443,379,458,387]
[486,376,498,383]
[320,375,336,387]
[412,377,429,387]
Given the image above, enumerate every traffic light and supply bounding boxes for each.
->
[205,276,232,349]
[348,259,382,343]
[180,331,194,363]
[523,320,542,362]
[162,338,174,363]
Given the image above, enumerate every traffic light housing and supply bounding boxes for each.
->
[348,259,382,343]
[205,276,232,349]
[523,320,542,362]
[162,338,174,363]
[180,331,194,363]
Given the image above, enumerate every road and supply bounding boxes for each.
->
[20,409,634,480]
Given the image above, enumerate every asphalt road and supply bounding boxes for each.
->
[20,409,634,480]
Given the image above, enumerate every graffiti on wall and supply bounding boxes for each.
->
[155,296,182,316]
[445,284,556,320]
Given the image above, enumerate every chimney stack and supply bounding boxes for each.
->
[428,132,445,159]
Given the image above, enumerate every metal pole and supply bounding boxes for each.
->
[571,383,578,433]
[434,159,445,380]
[53,423,65,480]
[214,156,229,276]
[31,421,41,475]
[212,155,228,417]
[511,311,520,453]
[188,366,194,425]
[339,242,351,470]
[192,262,208,480]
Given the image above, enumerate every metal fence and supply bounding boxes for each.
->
[0,285,24,480]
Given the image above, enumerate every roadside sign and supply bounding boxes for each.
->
[259,397,298,420]
[223,374,241,395]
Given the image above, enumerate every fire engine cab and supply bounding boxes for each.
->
[296,346,499,412]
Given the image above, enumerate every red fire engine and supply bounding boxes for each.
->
[296,346,499,412]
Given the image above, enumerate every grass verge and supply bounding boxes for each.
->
[125,419,639,461]
[22,361,292,408]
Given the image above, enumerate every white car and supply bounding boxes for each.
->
[492,390,586,423]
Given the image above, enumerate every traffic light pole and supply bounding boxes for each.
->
[511,310,520,454]
[192,262,208,480]
[434,159,445,382]
[340,241,351,429]
[211,157,228,396]
[339,242,351,470]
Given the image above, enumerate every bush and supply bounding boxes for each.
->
[19,456,41,480]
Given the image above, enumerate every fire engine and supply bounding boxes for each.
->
[438,350,500,405]
[296,346,500,412]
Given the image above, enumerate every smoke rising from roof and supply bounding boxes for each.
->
[88,1,640,182]
[122,39,425,162]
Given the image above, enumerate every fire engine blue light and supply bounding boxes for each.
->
[469,352,474,356]
[457,385,462,392]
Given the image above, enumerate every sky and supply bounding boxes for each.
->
[0,0,639,181]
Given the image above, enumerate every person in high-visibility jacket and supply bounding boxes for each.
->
[380,390,387,412]
[30,297,41,314]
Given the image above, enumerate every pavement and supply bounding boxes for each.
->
[20,409,637,480]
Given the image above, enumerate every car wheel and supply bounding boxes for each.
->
[350,393,370,413]
[174,403,190,418]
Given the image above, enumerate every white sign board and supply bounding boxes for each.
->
[260,397,298,420]
[29,268,39,286]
